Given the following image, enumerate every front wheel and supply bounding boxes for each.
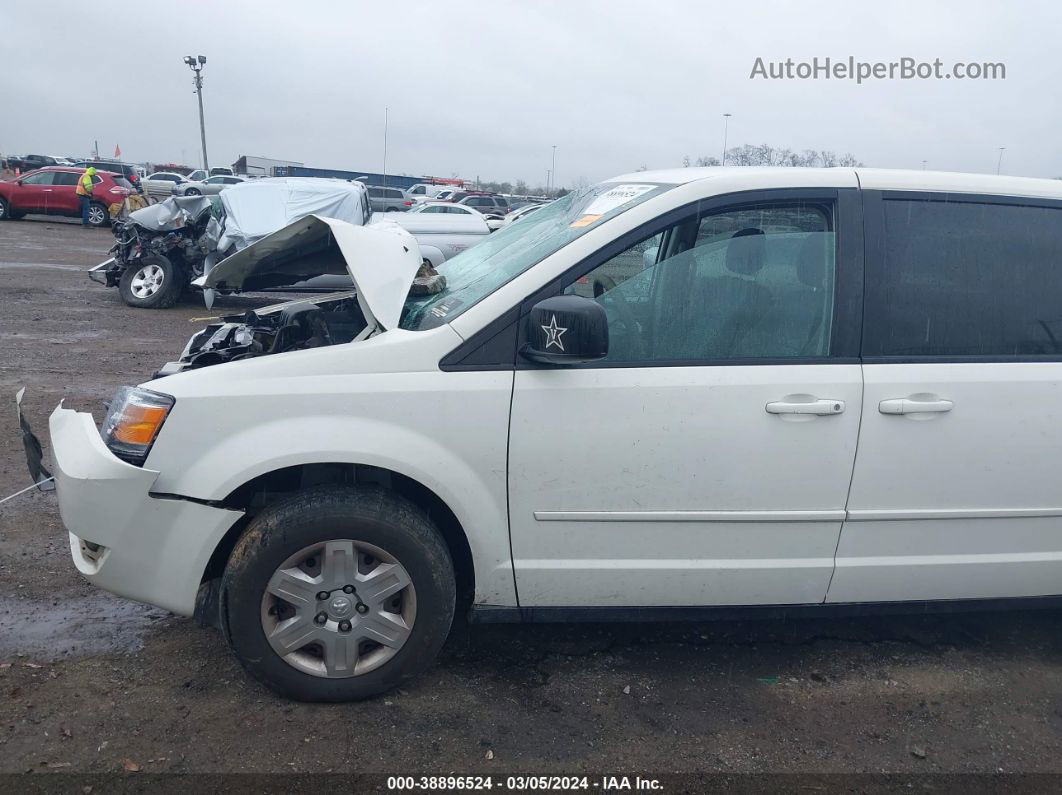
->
[184,188,201,196]
[221,486,456,702]
[118,254,184,308]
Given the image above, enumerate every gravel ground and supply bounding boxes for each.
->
[1,216,1062,779]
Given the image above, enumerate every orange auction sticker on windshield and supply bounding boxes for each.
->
[570,214,602,228]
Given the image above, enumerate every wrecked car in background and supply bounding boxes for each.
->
[91,196,217,307]
[89,178,371,308]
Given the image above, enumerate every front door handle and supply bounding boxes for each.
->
[765,398,845,415]
[879,397,953,415]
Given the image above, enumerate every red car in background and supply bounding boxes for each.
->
[0,166,134,227]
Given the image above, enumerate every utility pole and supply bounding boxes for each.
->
[721,113,732,165]
[546,170,551,196]
[996,147,1005,175]
[183,55,209,171]
[551,145,557,194]
[382,106,389,187]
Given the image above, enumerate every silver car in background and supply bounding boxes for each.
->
[366,185,410,212]
[172,174,246,196]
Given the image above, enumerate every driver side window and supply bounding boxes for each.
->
[563,202,836,364]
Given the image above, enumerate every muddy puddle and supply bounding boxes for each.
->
[0,591,170,662]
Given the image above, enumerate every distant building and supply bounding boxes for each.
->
[232,155,304,177]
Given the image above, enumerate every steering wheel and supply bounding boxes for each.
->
[596,279,645,360]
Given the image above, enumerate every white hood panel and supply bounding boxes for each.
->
[199,215,422,330]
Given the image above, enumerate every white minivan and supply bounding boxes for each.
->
[27,166,1062,701]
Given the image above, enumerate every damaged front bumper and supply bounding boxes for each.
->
[88,258,118,287]
[45,404,244,616]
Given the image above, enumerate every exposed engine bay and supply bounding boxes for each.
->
[155,292,367,377]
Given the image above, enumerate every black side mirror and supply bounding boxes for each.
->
[521,295,609,365]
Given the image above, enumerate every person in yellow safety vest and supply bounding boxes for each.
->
[75,166,97,226]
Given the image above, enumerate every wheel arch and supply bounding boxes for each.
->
[200,461,476,610]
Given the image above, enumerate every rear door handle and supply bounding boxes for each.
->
[766,399,845,415]
[879,397,953,415]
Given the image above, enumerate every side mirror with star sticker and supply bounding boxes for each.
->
[520,295,609,365]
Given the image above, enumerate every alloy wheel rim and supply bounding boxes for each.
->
[260,539,417,678]
[88,206,106,225]
[130,263,164,298]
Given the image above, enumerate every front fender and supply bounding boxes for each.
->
[148,371,517,605]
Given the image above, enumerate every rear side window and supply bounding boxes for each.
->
[113,177,134,189]
[864,198,1062,358]
[51,172,79,186]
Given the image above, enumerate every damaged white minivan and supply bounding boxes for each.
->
[24,166,1062,701]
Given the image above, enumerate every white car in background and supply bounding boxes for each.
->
[502,202,548,226]
[404,183,457,204]
[410,200,506,231]
[141,171,189,198]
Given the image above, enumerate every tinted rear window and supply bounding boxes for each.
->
[865,198,1062,357]
[112,177,133,189]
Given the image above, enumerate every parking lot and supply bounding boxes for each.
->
[2,216,1062,777]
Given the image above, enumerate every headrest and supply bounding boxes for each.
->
[725,228,766,276]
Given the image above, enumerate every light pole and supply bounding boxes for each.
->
[721,113,732,165]
[183,55,209,171]
[922,160,927,170]
[382,106,389,188]
[996,147,1005,175]
[546,170,551,196]
[551,145,557,195]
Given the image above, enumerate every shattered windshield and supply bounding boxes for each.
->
[399,181,675,330]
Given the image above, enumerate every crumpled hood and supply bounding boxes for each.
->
[126,195,215,231]
[195,215,422,330]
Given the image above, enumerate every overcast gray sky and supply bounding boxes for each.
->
[3,0,1059,186]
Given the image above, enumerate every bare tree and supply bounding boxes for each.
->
[705,143,864,168]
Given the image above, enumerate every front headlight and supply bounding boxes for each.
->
[100,386,175,465]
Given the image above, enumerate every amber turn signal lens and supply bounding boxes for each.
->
[112,404,170,446]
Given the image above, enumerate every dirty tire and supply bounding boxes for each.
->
[86,202,109,227]
[0,197,8,220]
[118,254,184,309]
[221,485,456,702]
